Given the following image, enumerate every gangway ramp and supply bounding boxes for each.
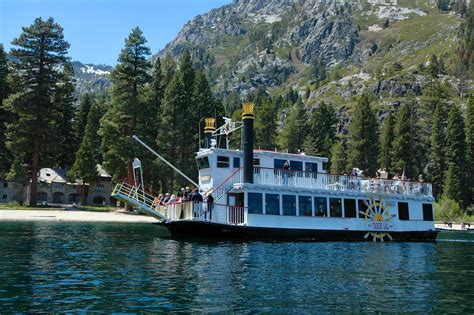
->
[111,181,166,221]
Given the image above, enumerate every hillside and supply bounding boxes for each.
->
[157,0,468,115]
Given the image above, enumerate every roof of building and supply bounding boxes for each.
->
[37,164,111,184]
[39,168,68,184]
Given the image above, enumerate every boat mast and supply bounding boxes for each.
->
[132,135,200,188]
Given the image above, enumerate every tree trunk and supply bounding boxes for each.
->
[80,183,86,205]
[29,138,40,206]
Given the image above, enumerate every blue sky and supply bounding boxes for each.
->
[0,0,231,65]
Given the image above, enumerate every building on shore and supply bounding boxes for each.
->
[0,164,113,206]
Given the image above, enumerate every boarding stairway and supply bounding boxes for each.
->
[111,181,166,221]
[205,168,243,203]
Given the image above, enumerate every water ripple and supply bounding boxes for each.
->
[0,222,473,312]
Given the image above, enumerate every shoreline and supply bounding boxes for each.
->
[0,208,157,223]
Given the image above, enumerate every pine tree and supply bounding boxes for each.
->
[303,102,337,158]
[429,104,447,198]
[76,93,94,140]
[330,141,346,174]
[466,96,474,206]
[99,27,151,181]
[392,97,420,179]
[348,94,379,176]
[255,96,277,150]
[68,102,103,203]
[444,104,468,206]
[278,99,308,153]
[156,73,188,191]
[0,44,12,177]
[53,62,77,168]
[378,112,395,171]
[4,17,70,206]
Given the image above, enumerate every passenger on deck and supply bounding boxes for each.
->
[206,193,214,221]
[283,160,290,185]
[167,194,176,204]
[184,187,190,200]
[163,193,170,204]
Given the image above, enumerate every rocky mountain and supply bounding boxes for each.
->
[71,61,112,97]
[157,0,467,110]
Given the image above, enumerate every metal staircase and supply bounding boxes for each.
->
[206,168,243,203]
[111,181,166,221]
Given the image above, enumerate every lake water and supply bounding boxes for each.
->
[0,221,473,312]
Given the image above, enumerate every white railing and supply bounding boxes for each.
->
[112,181,166,220]
[253,167,433,197]
[165,201,246,225]
[205,168,243,202]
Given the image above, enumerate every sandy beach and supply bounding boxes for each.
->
[0,209,158,223]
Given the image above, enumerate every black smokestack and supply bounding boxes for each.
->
[242,103,254,184]
[204,118,215,148]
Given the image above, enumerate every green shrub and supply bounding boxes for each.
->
[435,198,463,222]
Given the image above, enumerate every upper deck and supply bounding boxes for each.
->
[196,148,432,199]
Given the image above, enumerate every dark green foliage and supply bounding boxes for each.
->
[311,57,327,85]
[278,100,308,153]
[99,27,151,181]
[68,101,104,203]
[427,55,446,79]
[444,104,468,206]
[0,44,11,177]
[348,94,379,176]
[54,62,77,168]
[330,140,346,174]
[378,112,395,171]
[76,94,94,140]
[467,96,474,206]
[254,95,277,150]
[303,102,337,158]
[4,17,70,206]
[391,97,421,179]
[429,104,447,198]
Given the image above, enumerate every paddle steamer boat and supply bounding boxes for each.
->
[112,103,437,242]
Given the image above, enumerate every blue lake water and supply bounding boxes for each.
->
[0,221,473,312]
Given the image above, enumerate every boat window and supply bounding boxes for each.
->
[197,157,210,170]
[422,203,433,221]
[274,159,286,169]
[358,199,370,218]
[344,199,357,218]
[282,195,296,216]
[233,157,240,168]
[329,198,342,217]
[314,197,327,217]
[290,161,303,171]
[265,194,280,215]
[398,202,409,220]
[248,192,263,214]
[253,158,260,166]
[305,162,318,178]
[217,156,230,168]
[299,196,312,216]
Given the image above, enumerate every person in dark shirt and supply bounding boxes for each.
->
[206,193,215,221]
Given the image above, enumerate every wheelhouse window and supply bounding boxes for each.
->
[314,197,327,217]
[248,193,263,214]
[3,182,8,188]
[305,162,318,178]
[344,199,357,218]
[265,194,280,215]
[233,157,240,168]
[274,159,286,169]
[282,195,296,216]
[299,196,312,216]
[358,199,370,218]
[398,202,409,221]
[197,157,210,170]
[217,156,230,168]
[422,203,433,221]
[290,161,303,172]
[330,198,342,217]
[253,158,260,166]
